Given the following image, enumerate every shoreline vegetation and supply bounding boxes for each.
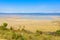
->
[0,17,60,40]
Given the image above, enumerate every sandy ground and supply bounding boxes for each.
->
[0,17,60,32]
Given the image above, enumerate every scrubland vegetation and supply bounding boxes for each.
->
[0,21,60,40]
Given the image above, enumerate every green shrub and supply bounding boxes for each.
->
[2,23,8,27]
[36,30,42,34]
[35,30,43,36]
[55,30,60,36]
[0,23,8,30]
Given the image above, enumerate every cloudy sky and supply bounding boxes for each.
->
[0,0,60,13]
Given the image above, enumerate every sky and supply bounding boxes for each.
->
[0,0,60,13]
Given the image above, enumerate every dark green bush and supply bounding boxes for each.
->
[3,23,8,27]
[0,23,8,30]
[36,30,42,34]
[55,30,60,36]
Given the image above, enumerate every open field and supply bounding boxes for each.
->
[0,17,60,40]
[0,17,60,32]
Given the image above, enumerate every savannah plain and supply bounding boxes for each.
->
[0,17,60,40]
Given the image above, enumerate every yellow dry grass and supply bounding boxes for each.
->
[0,17,60,32]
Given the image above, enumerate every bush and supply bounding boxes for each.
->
[36,30,42,34]
[55,30,60,36]
[0,23,8,30]
[2,23,8,27]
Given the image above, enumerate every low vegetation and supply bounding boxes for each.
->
[0,22,60,40]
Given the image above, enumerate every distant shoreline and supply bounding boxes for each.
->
[0,13,60,15]
[0,14,60,20]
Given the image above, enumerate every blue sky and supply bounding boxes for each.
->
[0,0,60,13]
